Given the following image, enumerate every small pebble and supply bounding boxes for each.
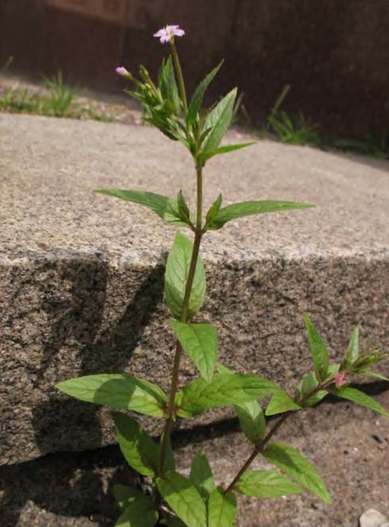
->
[359,509,388,527]
[372,433,385,444]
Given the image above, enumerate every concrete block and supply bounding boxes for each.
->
[1,114,389,465]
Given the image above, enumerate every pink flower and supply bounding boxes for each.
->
[335,372,347,388]
[115,66,130,77]
[153,25,185,44]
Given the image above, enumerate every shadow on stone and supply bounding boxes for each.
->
[0,444,138,527]
[32,259,165,453]
[10,259,166,527]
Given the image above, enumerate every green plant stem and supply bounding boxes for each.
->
[170,39,188,114]
[158,164,203,476]
[224,380,333,493]
[224,412,290,493]
[195,164,203,231]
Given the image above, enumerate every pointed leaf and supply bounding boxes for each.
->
[157,472,207,527]
[113,485,144,510]
[113,413,159,476]
[189,451,215,499]
[343,326,359,368]
[304,314,329,382]
[208,200,314,230]
[115,495,158,527]
[205,194,223,228]
[160,56,180,115]
[139,64,152,84]
[56,374,166,417]
[357,370,389,381]
[235,470,303,498]
[198,142,255,165]
[331,386,388,416]
[354,349,388,371]
[187,61,223,126]
[266,390,301,416]
[328,363,341,375]
[163,433,176,473]
[204,88,237,151]
[295,371,327,407]
[170,321,218,382]
[177,190,191,224]
[208,486,237,527]
[264,442,331,503]
[234,400,266,444]
[198,126,213,146]
[95,189,190,228]
[165,232,206,320]
[176,373,281,418]
[217,363,234,375]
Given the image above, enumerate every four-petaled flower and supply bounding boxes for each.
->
[153,25,185,44]
[335,372,347,388]
[115,66,130,77]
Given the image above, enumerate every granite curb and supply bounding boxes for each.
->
[1,114,389,465]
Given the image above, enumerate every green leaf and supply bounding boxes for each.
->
[354,349,388,371]
[208,486,237,527]
[264,442,331,503]
[157,472,207,527]
[205,194,223,228]
[159,56,180,115]
[357,370,389,381]
[343,326,359,369]
[331,386,388,416]
[198,142,254,165]
[189,451,215,499]
[207,200,314,230]
[187,61,223,126]
[95,189,190,228]
[235,470,303,498]
[295,371,327,407]
[217,363,234,375]
[139,65,152,84]
[234,400,266,444]
[304,314,329,382]
[198,126,213,147]
[113,485,144,510]
[165,232,206,320]
[113,413,159,476]
[115,495,158,527]
[203,88,237,152]
[177,373,281,418]
[56,374,166,417]
[301,390,328,407]
[328,363,341,376]
[177,190,191,224]
[163,433,176,473]
[266,390,301,416]
[170,321,218,382]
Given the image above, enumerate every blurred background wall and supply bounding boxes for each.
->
[1,0,388,140]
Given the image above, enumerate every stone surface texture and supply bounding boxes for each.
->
[1,114,389,466]
[1,390,388,527]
